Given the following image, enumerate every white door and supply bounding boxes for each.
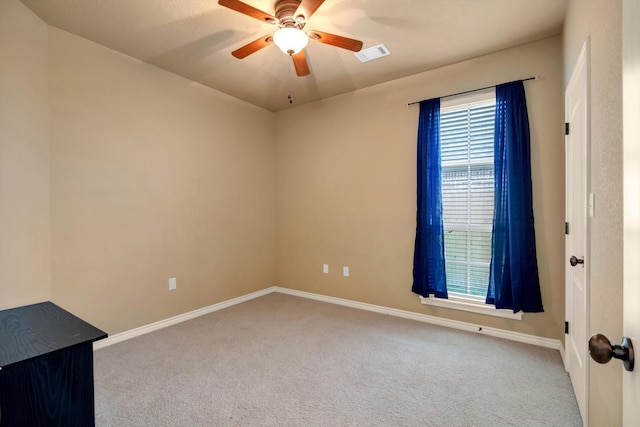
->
[565,39,590,424]
[623,0,640,424]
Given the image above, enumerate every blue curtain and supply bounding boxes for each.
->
[412,98,448,299]
[487,81,544,312]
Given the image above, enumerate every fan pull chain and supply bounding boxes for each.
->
[285,55,296,105]
[287,63,294,104]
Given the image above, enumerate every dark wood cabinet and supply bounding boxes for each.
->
[0,302,107,426]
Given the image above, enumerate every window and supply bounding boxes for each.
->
[414,81,541,317]
[440,90,495,300]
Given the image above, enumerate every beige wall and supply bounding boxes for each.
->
[0,0,52,309]
[46,29,277,334]
[276,36,565,340]
[564,0,623,424]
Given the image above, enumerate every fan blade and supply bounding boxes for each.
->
[292,51,310,76]
[218,0,277,24]
[295,0,325,20]
[308,31,363,52]
[232,35,273,59]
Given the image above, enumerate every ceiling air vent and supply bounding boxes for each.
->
[355,44,391,63]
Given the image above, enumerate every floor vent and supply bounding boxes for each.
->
[355,44,391,63]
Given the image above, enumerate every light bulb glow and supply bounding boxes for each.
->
[273,27,308,55]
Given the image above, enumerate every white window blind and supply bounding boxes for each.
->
[441,93,495,299]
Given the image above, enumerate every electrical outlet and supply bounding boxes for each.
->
[323,264,329,274]
[169,277,177,290]
[343,266,349,277]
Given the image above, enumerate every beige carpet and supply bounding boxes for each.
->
[94,293,582,426]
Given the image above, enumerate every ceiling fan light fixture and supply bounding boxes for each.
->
[273,27,308,55]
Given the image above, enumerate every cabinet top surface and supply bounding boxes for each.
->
[0,301,107,368]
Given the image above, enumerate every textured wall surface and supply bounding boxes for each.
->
[48,28,277,334]
[0,0,52,309]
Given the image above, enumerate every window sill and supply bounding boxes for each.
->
[418,295,523,320]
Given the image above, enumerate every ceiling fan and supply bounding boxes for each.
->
[218,0,363,76]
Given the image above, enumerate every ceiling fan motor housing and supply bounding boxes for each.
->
[275,0,305,29]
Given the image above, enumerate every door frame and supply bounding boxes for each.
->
[622,0,640,423]
[564,38,591,426]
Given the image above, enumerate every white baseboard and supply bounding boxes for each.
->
[273,286,562,352]
[94,285,562,354]
[93,287,274,350]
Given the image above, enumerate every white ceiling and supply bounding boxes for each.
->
[19,0,567,112]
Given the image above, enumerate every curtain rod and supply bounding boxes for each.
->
[406,76,539,107]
